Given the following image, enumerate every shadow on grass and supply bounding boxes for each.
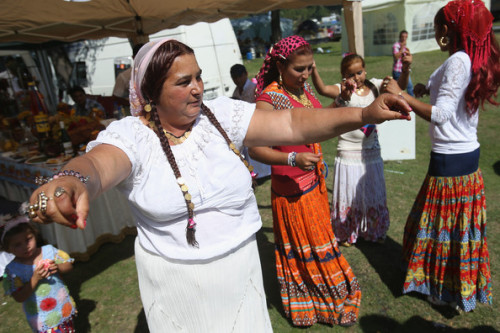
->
[355,236,404,298]
[359,314,499,333]
[63,234,142,332]
[493,160,500,176]
[256,227,286,318]
[134,309,149,333]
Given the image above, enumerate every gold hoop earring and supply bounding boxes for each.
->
[439,36,448,48]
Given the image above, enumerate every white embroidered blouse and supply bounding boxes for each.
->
[87,97,262,261]
[428,51,479,154]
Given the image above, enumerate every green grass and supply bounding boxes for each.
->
[1,40,499,332]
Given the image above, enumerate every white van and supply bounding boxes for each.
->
[66,18,242,100]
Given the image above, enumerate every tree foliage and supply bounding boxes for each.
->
[281,5,341,24]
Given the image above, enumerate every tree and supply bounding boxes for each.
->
[270,10,282,44]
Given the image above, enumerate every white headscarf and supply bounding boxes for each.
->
[129,38,174,116]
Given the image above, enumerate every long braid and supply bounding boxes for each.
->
[150,106,198,247]
[201,104,253,171]
[146,103,254,248]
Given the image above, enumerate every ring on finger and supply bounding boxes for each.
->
[54,186,66,198]
[38,192,49,215]
[28,208,37,219]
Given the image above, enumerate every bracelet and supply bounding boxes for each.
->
[335,95,348,107]
[287,152,297,167]
[35,170,90,186]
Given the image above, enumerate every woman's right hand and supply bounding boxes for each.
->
[296,152,321,171]
[29,175,89,230]
[413,83,428,98]
[362,93,412,124]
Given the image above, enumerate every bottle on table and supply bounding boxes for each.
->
[27,81,50,153]
[19,120,38,153]
[59,121,73,157]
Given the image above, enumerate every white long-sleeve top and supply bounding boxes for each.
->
[428,51,479,154]
[87,97,261,261]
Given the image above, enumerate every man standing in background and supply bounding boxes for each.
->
[112,43,144,100]
[392,30,414,96]
[230,64,257,103]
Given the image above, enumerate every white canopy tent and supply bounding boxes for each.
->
[343,0,491,57]
[0,0,364,56]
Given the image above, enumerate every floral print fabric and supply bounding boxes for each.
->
[3,245,76,332]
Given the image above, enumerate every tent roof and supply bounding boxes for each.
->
[0,0,343,44]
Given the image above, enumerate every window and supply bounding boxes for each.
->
[412,3,440,41]
[372,13,398,45]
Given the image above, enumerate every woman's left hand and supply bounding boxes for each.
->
[362,93,412,124]
[381,77,402,95]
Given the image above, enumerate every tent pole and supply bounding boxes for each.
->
[342,0,364,57]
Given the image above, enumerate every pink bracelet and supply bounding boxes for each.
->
[35,170,89,186]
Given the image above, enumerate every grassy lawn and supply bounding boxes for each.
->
[1,39,499,332]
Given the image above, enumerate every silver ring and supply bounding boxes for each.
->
[54,187,66,198]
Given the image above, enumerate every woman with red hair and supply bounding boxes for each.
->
[385,0,499,312]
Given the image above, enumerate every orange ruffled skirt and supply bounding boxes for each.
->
[272,181,362,326]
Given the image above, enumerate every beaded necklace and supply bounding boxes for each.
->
[355,86,365,95]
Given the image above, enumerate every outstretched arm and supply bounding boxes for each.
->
[311,62,340,99]
[29,144,132,229]
[384,78,432,121]
[244,93,411,147]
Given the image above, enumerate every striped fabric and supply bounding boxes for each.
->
[272,182,362,326]
[402,169,492,312]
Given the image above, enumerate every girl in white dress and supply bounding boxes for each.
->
[312,54,412,246]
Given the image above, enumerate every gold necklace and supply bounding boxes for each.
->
[144,113,193,145]
[355,86,365,95]
[283,86,313,108]
[163,128,192,145]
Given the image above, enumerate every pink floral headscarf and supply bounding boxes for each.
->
[129,38,173,116]
[255,35,310,96]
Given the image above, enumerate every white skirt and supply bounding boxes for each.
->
[134,235,272,333]
[331,148,390,243]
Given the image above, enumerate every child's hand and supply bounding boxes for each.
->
[46,262,58,276]
[33,261,52,281]
[340,79,355,101]
[36,259,57,277]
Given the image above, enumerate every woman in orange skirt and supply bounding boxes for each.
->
[250,36,361,327]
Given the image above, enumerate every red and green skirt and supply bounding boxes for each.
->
[402,153,492,312]
[272,179,361,326]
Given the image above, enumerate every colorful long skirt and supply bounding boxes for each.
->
[402,168,492,312]
[331,148,390,244]
[272,181,362,326]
